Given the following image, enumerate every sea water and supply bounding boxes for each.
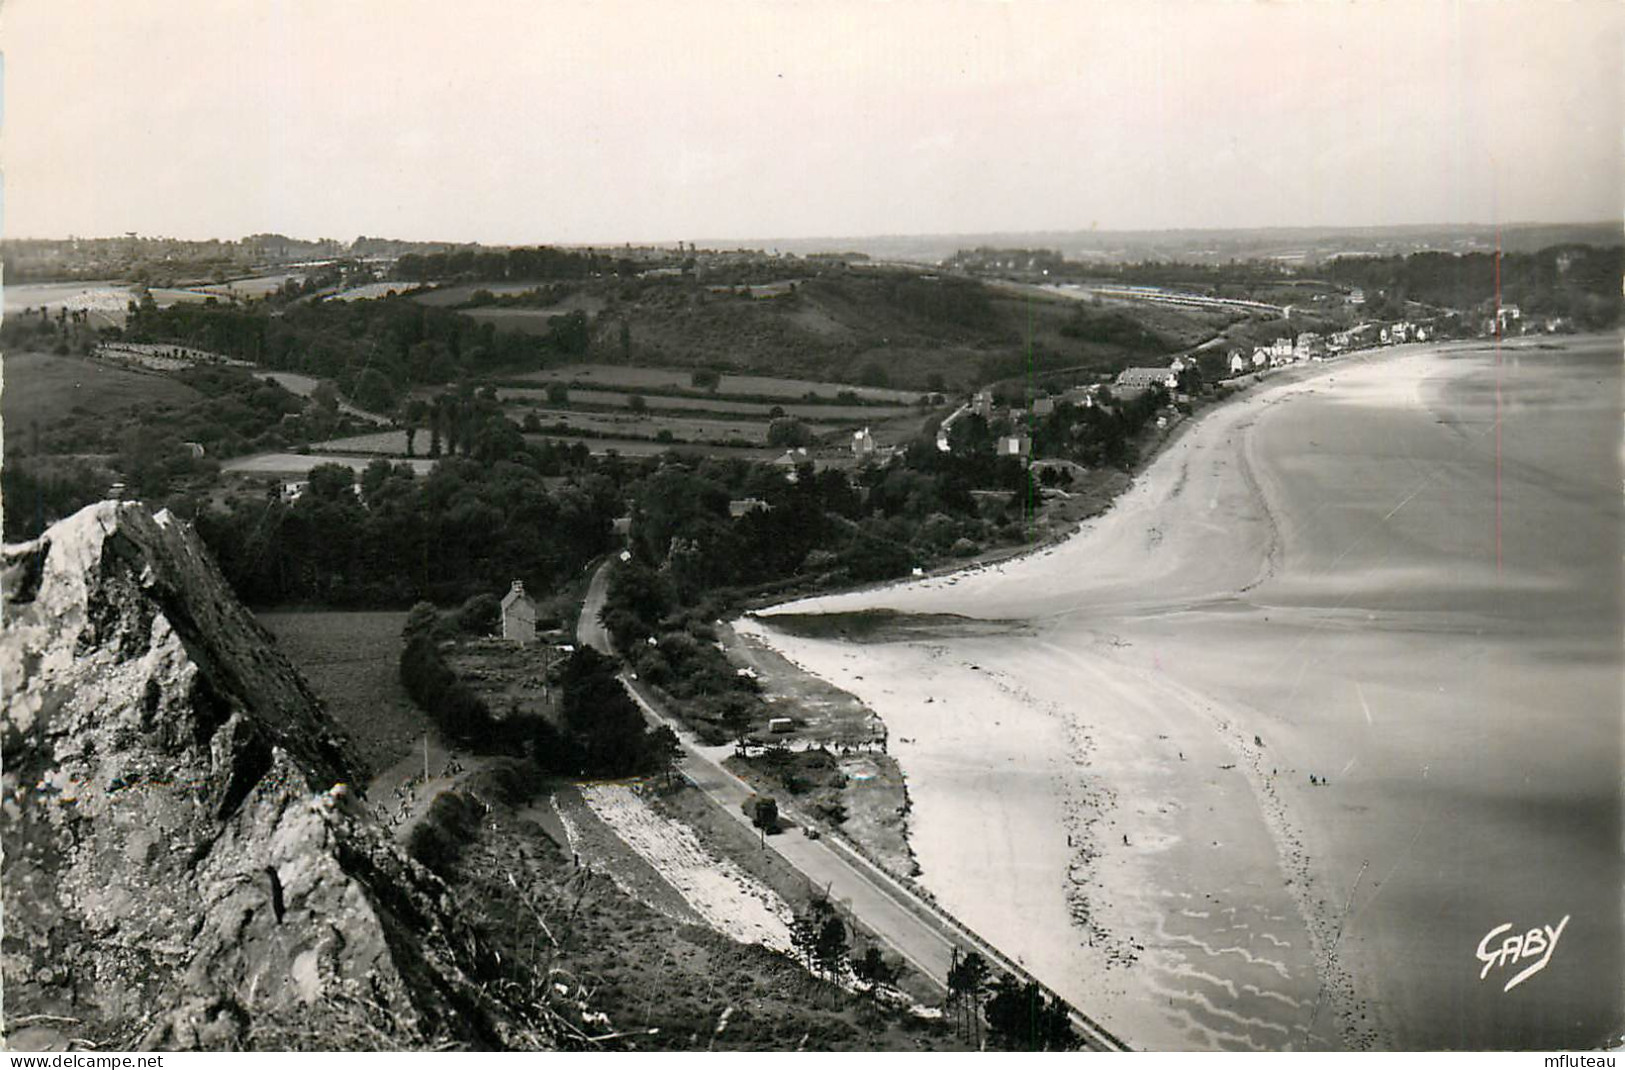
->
[1206,336,1622,1048]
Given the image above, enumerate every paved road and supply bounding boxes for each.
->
[577,561,1129,1051]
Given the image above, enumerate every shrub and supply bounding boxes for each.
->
[455,592,501,635]
[399,632,499,747]
[406,790,485,876]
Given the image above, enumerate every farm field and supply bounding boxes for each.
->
[4,281,136,327]
[256,371,390,423]
[510,363,921,404]
[410,282,539,306]
[512,408,798,444]
[198,272,306,298]
[304,429,853,464]
[419,286,609,318]
[96,342,254,372]
[2,351,202,430]
[313,413,808,455]
[521,434,778,459]
[255,609,422,776]
[326,281,419,302]
[501,386,916,423]
[221,452,439,477]
[152,273,309,303]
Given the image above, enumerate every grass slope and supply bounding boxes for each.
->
[2,351,202,437]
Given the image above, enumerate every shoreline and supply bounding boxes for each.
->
[738,339,1511,1050]
[748,343,1446,617]
[753,340,1460,620]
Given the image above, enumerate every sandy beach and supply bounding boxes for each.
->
[744,336,1623,1050]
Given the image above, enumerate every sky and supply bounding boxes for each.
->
[2,0,1620,244]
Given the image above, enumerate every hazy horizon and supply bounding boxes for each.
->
[3,0,1621,245]
[6,219,1623,250]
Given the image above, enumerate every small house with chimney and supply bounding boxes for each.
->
[501,580,538,644]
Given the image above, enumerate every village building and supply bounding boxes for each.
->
[728,498,768,518]
[773,447,810,481]
[1229,351,1248,375]
[997,434,1032,458]
[1115,366,1179,393]
[1032,396,1056,416]
[501,580,538,644]
[1062,384,1098,407]
[852,426,876,457]
[972,390,995,418]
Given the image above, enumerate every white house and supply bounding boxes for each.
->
[501,580,538,644]
[997,434,1032,458]
[852,427,876,457]
[1229,351,1248,375]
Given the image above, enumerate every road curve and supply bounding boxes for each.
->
[577,561,1130,1052]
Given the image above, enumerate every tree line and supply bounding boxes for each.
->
[1323,245,1621,327]
[123,293,590,413]
[196,451,621,607]
[946,949,1079,1050]
[394,246,643,284]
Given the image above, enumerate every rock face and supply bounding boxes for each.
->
[1,503,543,1050]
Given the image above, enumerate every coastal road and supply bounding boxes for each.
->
[578,562,1130,1051]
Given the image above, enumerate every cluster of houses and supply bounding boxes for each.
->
[1223,320,1439,374]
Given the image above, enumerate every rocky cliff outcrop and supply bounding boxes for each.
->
[1,502,550,1050]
